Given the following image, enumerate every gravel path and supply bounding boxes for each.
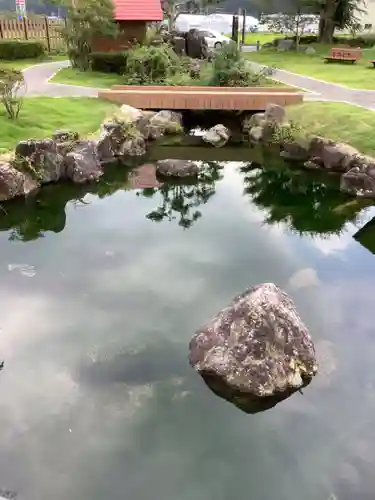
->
[23,59,375,110]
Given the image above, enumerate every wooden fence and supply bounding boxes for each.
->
[0,17,66,52]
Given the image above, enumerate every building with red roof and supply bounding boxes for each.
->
[93,0,164,52]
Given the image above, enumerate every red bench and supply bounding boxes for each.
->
[324,47,362,64]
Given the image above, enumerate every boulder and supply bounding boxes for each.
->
[340,156,375,198]
[321,143,359,172]
[119,133,147,156]
[52,130,79,142]
[277,39,295,51]
[265,103,286,124]
[96,122,125,161]
[156,159,199,178]
[305,46,316,55]
[280,140,309,161]
[15,139,64,184]
[189,283,317,414]
[150,110,183,135]
[308,137,360,172]
[118,104,143,124]
[0,161,39,201]
[242,112,265,133]
[202,124,230,147]
[136,117,164,141]
[248,125,263,143]
[63,140,103,184]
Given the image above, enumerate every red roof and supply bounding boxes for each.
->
[113,0,163,21]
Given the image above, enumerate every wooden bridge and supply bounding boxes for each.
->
[99,85,303,110]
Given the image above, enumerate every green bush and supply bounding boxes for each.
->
[0,40,45,60]
[123,43,181,84]
[209,43,267,87]
[0,68,25,119]
[285,34,375,48]
[89,51,127,74]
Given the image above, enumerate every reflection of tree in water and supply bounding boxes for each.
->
[140,162,223,229]
[241,164,373,237]
[0,162,133,242]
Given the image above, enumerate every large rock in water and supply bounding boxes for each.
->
[0,161,39,201]
[202,124,230,148]
[63,140,103,184]
[156,159,199,178]
[189,283,317,414]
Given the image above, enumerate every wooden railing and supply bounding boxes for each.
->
[0,16,66,52]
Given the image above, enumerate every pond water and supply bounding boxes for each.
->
[1,156,375,500]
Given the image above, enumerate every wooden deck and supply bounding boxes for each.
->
[99,85,303,110]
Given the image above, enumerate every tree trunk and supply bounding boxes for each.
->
[318,0,337,44]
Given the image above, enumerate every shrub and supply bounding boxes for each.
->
[286,34,375,48]
[90,51,127,74]
[209,43,269,87]
[0,68,25,119]
[0,40,45,59]
[123,43,181,85]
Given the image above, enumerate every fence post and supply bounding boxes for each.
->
[0,20,3,40]
[44,16,51,52]
[23,17,28,40]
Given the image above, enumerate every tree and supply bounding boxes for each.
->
[161,0,223,30]
[47,0,118,71]
[317,0,364,44]
[260,9,318,48]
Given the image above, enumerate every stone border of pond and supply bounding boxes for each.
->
[1,101,374,203]
[245,104,375,199]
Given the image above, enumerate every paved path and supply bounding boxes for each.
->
[23,60,99,97]
[23,59,375,111]
[246,58,375,110]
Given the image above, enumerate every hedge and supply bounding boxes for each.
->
[0,40,45,60]
[285,34,375,48]
[89,52,127,74]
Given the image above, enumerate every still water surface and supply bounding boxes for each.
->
[1,160,375,500]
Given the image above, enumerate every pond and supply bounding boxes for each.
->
[0,153,375,500]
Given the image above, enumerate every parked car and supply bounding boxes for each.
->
[195,29,232,50]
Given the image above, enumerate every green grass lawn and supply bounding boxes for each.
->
[0,54,68,71]
[245,45,375,89]
[52,65,292,89]
[51,67,124,88]
[0,97,118,153]
[243,32,284,45]
[287,102,375,155]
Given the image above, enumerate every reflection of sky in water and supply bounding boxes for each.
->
[0,165,375,500]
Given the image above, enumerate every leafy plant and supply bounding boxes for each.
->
[209,43,270,87]
[0,68,25,119]
[123,43,182,85]
[272,121,302,144]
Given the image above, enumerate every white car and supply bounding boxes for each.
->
[196,29,232,50]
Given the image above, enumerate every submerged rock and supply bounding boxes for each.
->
[63,140,103,184]
[202,124,230,148]
[156,159,199,178]
[0,161,39,201]
[189,283,317,414]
